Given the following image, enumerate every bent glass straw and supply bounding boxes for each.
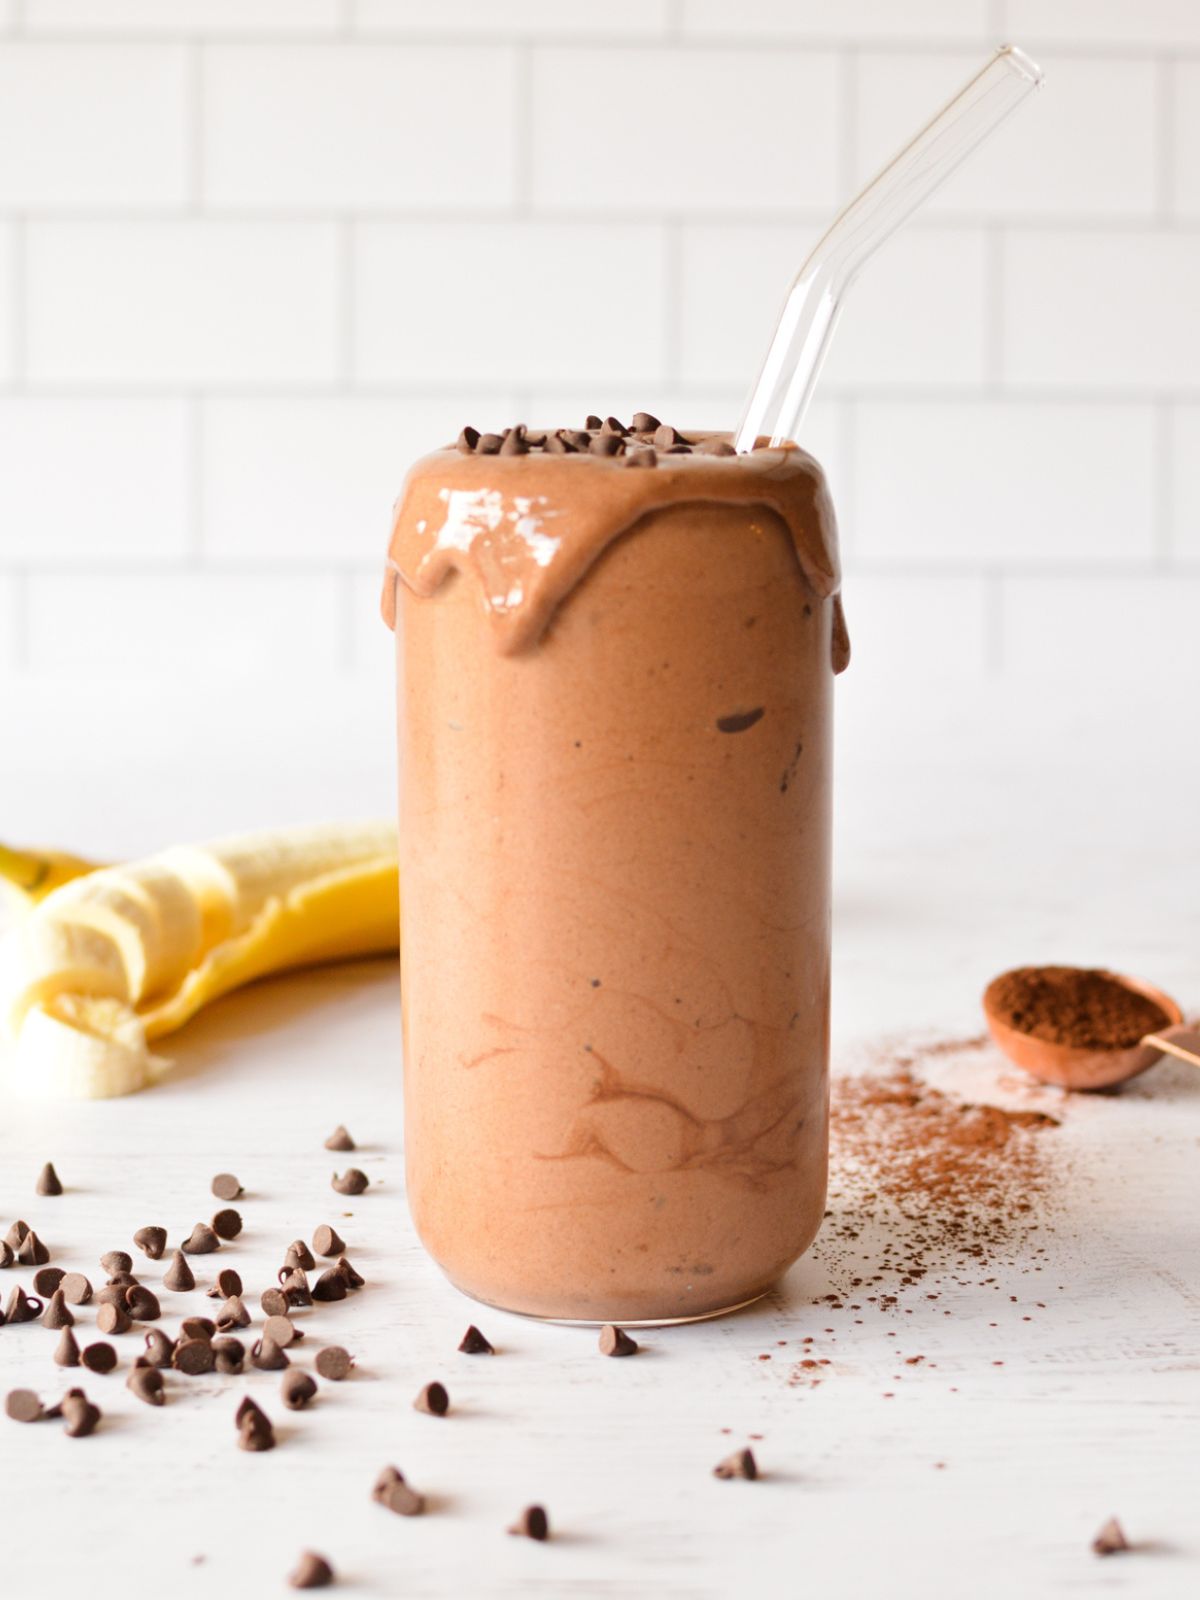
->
[734,45,1044,454]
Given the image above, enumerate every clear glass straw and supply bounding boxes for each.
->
[734,45,1044,454]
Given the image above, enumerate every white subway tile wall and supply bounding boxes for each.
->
[0,2,1196,704]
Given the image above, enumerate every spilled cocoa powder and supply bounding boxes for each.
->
[985,965,1169,1050]
[786,1036,1063,1388]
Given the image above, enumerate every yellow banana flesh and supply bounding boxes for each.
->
[0,843,101,904]
[2,821,399,1100]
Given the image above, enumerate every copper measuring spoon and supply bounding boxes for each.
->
[983,969,1200,1090]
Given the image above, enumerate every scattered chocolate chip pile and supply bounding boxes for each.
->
[455,414,739,468]
[986,965,1170,1050]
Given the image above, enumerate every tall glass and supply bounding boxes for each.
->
[385,429,847,1323]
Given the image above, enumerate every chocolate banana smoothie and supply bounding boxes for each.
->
[384,419,848,1322]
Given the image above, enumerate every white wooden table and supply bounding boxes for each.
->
[2,681,1198,1598]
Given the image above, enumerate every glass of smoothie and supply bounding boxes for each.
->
[384,419,848,1322]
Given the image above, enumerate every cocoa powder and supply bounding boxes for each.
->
[986,966,1169,1050]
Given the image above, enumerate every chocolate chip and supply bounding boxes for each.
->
[81,1342,117,1375]
[0,1240,11,1269]
[476,432,502,455]
[127,1285,162,1321]
[182,1223,219,1256]
[589,433,624,457]
[237,1401,275,1452]
[40,1288,73,1330]
[97,1301,132,1336]
[16,1230,49,1266]
[280,1269,313,1309]
[456,426,479,455]
[458,1325,494,1355]
[207,1267,243,1300]
[35,1162,63,1196]
[53,1328,81,1367]
[312,1269,347,1303]
[215,1295,250,1332]
[4,1286,42,1323]
[3,1220,29,1251]
[312,1225,345,1259]
[180,1315,215,1342]
[211,1208,243,1240]
[173,1338,215,1376]
[61,1393,101,1437]
[624,446,657,468]
[211,1173,242,1201]
[598,1324,638,1357]
[631,412,661,433]
[373,1467,425,1517]
[33,1266,65,1298]
[331,1169,368,1196]
[143,1329,174,1368]
[1093,1518,1129,1556]
[716,707,765,734]
[695,436,736,456]
[94,1283,131,1308]
[127,1366,165,1407]
[563,429,591,451]
[324,1124,355,1152]
[508,1506,549,1541]
[285,1240,316,1272]
[100,1250,132,1276]
[281,1370,317,1410]
[260,1287,289,1318]
[544,430,572,454]
[585,415,602,430]
[251,1337,289,1372]
[264,1314,299,1347]
[499,427,529,456]
[713,1448,758,1480]
[413,1381,448,1417]
[5,1388,43,1423]
[334,1256,364,1290]
[315,1346,353,1381]
[652,424,684,449]
[60,1271,92,1305]
[133,1226,167,1260]
[601,416,629,437]
[162,1252,195,1292]
[212,1336,245,1374]
[288,1551,333,1590]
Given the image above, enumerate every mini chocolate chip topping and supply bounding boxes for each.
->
[35,1162,63,1196]
[334,1255,364,1290]
[207,1267,243,1300]
[180,1315,215,1341]
[331,1169,369,1197]
[448,415,749,461]
[713,1448,758,1480]
[3,1220,30,1251]
[281,1369,317,1410]
[133,1226,167,1260]
[285,1240,316,1272]
[211,1173,243,1201]
[508,1506,550,1542]
[312,1268,348,1304]
[373,1466,425,1518]
[215,1295,251,1331]
[260,1287,289,1318]
[125,1285,161,1321]
[60,1272,92,1305]
[458,1325,494,1355]
[212,1336,245,1374]
[251,1336,290,1371]
[263,1314,299,1347]
[32,1266,65,1298]
[62,1392,101,1437]
[631,411,661,432]
[5,1388,44,1423]
[17,1230,49,1266]
[40,1288,73,1330]
[4,1286,42,1323]
[456,426,479,455]
[100,1250,132,1276]
[127,1366,165,1407]
[288,1551,334,1590]
[143,1329,174,1368]
[324,1124,355,1152]
[598,1324,638,1358]
[173,1338,215,1376]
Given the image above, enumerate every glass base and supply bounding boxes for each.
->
[451,1281,774,1329]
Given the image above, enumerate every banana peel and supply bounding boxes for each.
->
[1,822,399,1100]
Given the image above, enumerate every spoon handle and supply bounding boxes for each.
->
[1142,1025,1200,1068]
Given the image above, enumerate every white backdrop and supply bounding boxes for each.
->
[1,0,1199,821]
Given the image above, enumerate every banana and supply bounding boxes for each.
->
[1,821,399,1100]
[0,842,102,905]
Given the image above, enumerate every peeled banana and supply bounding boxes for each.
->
[1,822,399,1100]
[0,842,101,904]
